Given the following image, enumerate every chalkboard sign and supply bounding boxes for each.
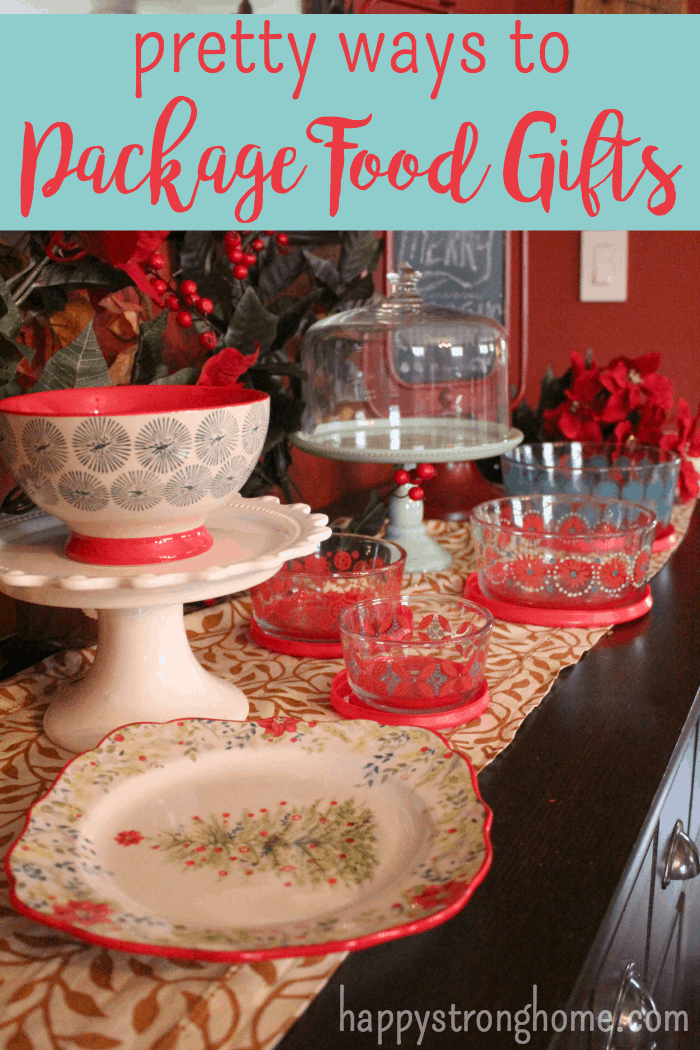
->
[391,231,506,324]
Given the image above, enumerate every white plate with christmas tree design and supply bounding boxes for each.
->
[6,718,492,961]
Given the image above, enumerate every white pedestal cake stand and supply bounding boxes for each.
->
[292,419,523,573]
[0,497,330,754]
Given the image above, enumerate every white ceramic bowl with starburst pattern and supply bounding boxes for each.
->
[0,386,270,565]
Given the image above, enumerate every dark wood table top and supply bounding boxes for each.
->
[278,505,700,1050]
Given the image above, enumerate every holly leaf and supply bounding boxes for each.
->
[30,321,111,391]
[303,251,341,294]
[153,366,199,385]
[257,248,305,302]
[269,392,305,435]
[338,231,382,284]
[0,275,27,381]
[179,231,219,279]
[30,259,129,291]
[0,275,23,341]
[0,381,23,400]
[269,290,323,354]
[131,311,169,385]
[344,489,388,536]
[225,287,277,357]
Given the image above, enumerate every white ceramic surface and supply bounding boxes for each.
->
[8,719,492,960]
[0,387,270,556]
[0,498,330,752]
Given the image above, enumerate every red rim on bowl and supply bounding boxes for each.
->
[0,386,268,416]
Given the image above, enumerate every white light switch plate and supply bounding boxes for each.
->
[580,231,628,302]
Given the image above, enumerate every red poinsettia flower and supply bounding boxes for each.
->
[613,400,667,448]
[599,353,674,424]
[543,393,603,442]
[543,354,605,441]
[196,346,259,387]
[660,398,700,502]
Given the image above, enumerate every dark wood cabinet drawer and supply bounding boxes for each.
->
[552,704,700,1050]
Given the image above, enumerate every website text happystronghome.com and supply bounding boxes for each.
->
[338,986,689,1046]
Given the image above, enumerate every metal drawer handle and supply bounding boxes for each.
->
[606,963,658,1050]
[662,819,700,889]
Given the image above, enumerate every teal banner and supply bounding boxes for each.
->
[5,13,696,228]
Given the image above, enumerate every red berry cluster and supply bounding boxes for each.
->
[146,253,218,352]
[224,230,289,282]
[393,463,436,502]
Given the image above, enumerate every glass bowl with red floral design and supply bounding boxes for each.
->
[471,494,656,611]
[249,534,406,645]
[338,594,493,715]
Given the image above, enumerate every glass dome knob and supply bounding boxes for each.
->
[382,263,424,311]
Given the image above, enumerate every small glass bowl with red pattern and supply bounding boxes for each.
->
[470,495,657,611]
[338,594,493,714]
[249,534,406,650]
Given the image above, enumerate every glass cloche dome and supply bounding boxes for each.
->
[294,264,521,463]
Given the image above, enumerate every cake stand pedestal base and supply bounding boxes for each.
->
[44,604,249,754]
[386,485,451,574]
[0,497,330,754]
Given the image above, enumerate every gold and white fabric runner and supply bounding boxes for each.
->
[0,503,692,1050]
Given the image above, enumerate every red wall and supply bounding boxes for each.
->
[523,231,700,411]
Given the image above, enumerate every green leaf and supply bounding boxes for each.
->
[344,489,388,536]
[0,276,23,341]
[225,287,278,356]
[0,276,27,381]
[303,251,341,294]
[30,259,130,291]
[131,311,169,385]
[338,231,382,284]
[0,381,22,400]
[153,367,199,385]
[179,231,219,279]
[260,361,306,379]
[30,321,111,391]
[257,248,305,302]
[269,289,323,354]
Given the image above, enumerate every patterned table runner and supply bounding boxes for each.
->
[0,504,692,1050]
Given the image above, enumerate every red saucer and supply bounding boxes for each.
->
[249,619,343,659]
[330,670,490,730]
[652,523,676,553]
[464,573,653,628]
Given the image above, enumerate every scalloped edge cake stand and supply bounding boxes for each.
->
[0,497,330,754]
[292,423,524,574]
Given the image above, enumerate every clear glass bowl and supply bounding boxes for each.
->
[249,534,406,645]
[295,264,515,463]
[471,495,656,611]
[338,594,492,714]
[501,442,680,531]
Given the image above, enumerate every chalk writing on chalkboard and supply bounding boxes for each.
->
[392,231,505,324]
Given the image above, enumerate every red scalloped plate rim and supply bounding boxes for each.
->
[5,716,493,962]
